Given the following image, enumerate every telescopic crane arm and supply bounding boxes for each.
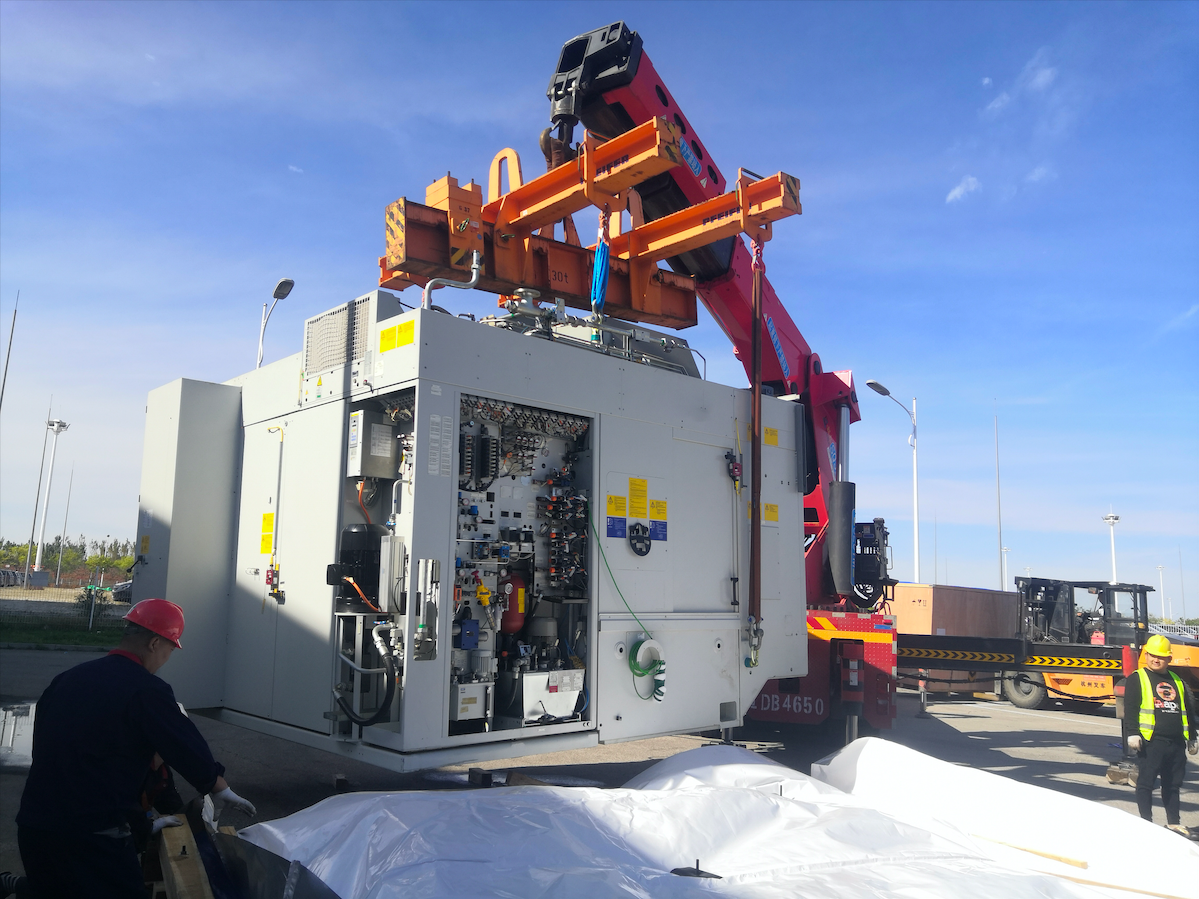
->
[547,22,861,604]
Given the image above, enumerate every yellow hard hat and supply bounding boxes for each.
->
[1144,634,1172,657]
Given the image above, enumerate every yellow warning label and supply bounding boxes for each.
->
[316,376,323,387]
[398,320,415,347]
[140,535,150,554]
[649,499,668,520]
[629,478,648,518]
[261,513,274,534]
[259,533,274,554]
[607,495,627,516]
[517,588,525,613]
[899,648,1015,663]
[765,427,778,446]
[764,503,779,522]
[379,325,398,353]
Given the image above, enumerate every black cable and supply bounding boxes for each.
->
[335,651,397,726]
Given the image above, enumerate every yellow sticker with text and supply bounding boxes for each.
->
[649,499,668,520]
[261,513,274,534]
[765,503,779,522]
[140,535,150,554]
[379,325,398,353]
[629,478,648,518]
[607,495,627,516]
[765,427,778,446]
[397,320,416,347]
[259,534,274,554]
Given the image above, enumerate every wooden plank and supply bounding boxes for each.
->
[158,818,215,899]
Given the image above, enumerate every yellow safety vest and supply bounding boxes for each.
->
[1137,668,1190,742]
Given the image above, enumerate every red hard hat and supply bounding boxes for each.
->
[124,598,185,648]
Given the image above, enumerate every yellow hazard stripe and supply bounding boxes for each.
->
[1024,656,1122,669]
[898,648,1016,663]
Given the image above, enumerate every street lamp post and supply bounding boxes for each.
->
[1103,513,1119,584]
[1157,564,1166,622]
[257,278,295,369]
[866,380,919,583]
[1002,546,1010,591]
[33,419,70,572]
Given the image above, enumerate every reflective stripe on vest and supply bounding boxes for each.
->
[1137,668,1190,742]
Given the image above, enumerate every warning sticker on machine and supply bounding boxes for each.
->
[548,670,584,693]
[649,520,667,541]
[765,503,779,522]
[370,423,391,457]
[607,517,627,538]
[765,427,778,446]
[649,499,667,520]
[607,495,627,516]
[629,478,648,518]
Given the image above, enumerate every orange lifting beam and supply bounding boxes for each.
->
[483,117,682,236]
[605,172,801,264]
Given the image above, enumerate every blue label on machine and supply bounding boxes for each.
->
[649,520,667,541]
[607,517,627,538]
[679,138,703,176]
[766,316,791,379]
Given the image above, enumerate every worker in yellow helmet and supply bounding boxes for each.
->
[1124,634,1198,837]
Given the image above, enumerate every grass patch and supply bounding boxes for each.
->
[0,623,124,646]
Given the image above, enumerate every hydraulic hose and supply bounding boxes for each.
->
[423,251,482,309]
[334,625,397,727]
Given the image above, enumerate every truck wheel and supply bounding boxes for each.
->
[1004,671,1047,709]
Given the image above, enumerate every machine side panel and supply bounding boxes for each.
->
[134,378,242,708]
[224,415,286,718]
[270,401,347,732]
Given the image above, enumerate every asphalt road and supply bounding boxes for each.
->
[2,647,1196,877]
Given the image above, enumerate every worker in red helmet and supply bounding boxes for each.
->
[1123,634,1198,838]
[8,599,256,899]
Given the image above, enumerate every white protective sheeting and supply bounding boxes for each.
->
[811,737,1199,899]
[238,741,1194,899]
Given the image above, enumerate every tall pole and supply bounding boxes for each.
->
[1180,546,1187,625]
[23,398,52,586]
[994,414,1003,591]
[55,466,74,587]
[1103,513,1119,584]
[0,290,17,413]
[34,419,70,570]
[1002,547,1010,591]
[1157,565,1166,622]
[911,398,919,583]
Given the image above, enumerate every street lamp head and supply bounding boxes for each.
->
[1103,513,1119,525]
[46,419,69,433]
[866,379,890,397]
[273,278,295,300]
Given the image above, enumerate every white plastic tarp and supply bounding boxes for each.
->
[810,736,1199,899]
[239,740,1197,899]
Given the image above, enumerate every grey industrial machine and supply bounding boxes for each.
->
[133,290,808,770]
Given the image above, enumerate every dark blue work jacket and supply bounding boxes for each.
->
[16,651,224,834]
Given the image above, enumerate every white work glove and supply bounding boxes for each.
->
[1188,739,1197,756]
[211,786,257,817]
[150,815,182,835]
[1127,735,1142,752]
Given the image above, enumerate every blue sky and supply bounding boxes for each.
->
[1,1,1196,610]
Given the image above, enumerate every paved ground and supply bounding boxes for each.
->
[2,648,1196,876]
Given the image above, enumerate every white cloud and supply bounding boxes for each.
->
[946,175,981,204]
[1024,64,1057,92]
[984,91,1010,114]
[981,77,992,87]
[1163,304,1199,332]
[1025,165,1053,183]
[288,164,304,174]
[145,53,155,62]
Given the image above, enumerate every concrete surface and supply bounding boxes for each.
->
[2,647,1196,877]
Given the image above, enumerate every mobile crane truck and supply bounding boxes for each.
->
[132,21,896,774]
